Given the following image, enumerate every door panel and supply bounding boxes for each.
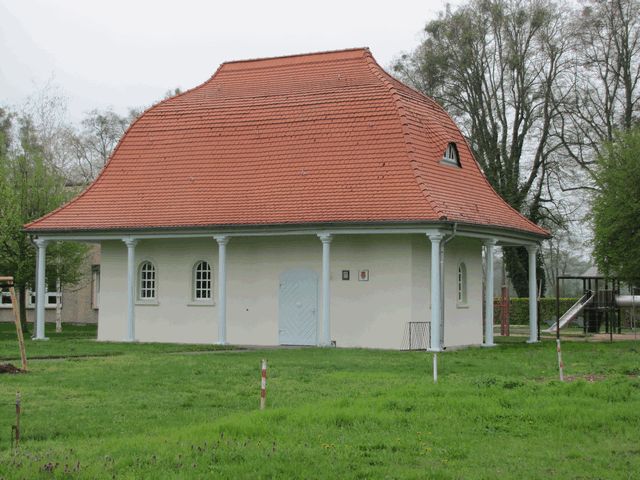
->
[279,269,318,345]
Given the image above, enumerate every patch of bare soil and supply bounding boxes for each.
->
[0,363,25,374]
[564,374,606,383]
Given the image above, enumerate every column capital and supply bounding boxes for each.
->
[483,238,498,247]
[427,232,445,243]
[525,244,539,254]
[122,237,138,248]
[34,237,49,248]
[317,233,333,244]
[214,235,230,246]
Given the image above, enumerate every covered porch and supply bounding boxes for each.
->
[31,224,541,349]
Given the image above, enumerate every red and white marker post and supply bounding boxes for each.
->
[260,359,267,410]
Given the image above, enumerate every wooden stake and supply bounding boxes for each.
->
[0,276,27,372]
[556,338,564,382]
[13,392,21,448]
[260,359,267,410]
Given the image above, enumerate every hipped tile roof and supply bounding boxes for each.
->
[25,48,548,237]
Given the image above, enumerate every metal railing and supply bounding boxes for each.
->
[401,322,430,351]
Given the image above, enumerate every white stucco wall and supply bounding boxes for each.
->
[441,237,483,348]
[98,234,484,349]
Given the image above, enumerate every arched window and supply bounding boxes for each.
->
[193,261,212,301]
[457,262,467,305]
[138,261,157,300]
[442,142,461,167]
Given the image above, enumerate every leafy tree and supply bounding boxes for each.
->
[0,108,87,332]
[393,0,569,295]
[592,126,640,280]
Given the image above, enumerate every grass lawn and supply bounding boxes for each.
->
[0,324,639,479]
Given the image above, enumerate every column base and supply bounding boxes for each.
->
[526,339,540,344]
[481,343,497,348]
[32,336,49,341]
[427,348,443,353]
[216,341,227,346]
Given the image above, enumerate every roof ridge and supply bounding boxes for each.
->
[363,52,447,219]
[219,47,369,67]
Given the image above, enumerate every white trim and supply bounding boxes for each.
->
[32,223,544,246]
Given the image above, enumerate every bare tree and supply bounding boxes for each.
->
[393,0,572,295]
[557,0,640,184]
[66,109,135,183]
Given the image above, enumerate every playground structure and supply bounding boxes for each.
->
[545,275,639,339]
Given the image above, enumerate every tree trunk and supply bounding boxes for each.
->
[18,285,29,337]
[504,247,547,299]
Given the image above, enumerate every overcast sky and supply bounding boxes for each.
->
[0,0,460,123]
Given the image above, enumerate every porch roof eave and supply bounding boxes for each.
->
[26,220,548,247]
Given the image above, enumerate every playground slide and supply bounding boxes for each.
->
[544,291,595,333]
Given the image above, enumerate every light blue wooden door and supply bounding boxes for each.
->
[279,269,318,345]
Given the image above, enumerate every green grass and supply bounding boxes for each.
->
[0,324,639,479]
[0,324,233,360]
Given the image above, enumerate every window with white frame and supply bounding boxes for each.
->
[457,262,468,306]
[27,291,60,309]
[138,261,157,300]
[192,261,212,301]
[0,291,12,308]
[442,142,461,167]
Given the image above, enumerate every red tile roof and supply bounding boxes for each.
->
[25,48,549,237]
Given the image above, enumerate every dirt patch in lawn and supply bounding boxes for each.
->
[564,374,607,383]
[0,363,25,374]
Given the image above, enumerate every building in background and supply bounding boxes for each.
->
[0,246,100,326]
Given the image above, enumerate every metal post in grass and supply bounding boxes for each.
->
[433,353,438,383]
[260,359,267,410]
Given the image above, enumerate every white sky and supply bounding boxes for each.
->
[0,0,459,123]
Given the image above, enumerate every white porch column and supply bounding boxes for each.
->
[526,244,539,343]
[34,238,49,340]
[214,235,229,345]
[318,233,333,346]
[123,238,137,342]
[427,233,444,352]
[483,239,497,347]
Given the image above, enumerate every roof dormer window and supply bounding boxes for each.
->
[441,142,461,167]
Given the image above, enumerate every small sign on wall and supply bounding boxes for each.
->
[342,270,350,281]
[358,269,369,281]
